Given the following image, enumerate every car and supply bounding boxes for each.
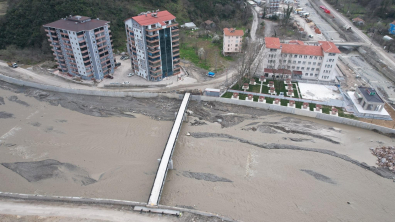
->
[123,81,130,84]
[115,62,121,67]
[128,73,134,77]
[123,56,129,60]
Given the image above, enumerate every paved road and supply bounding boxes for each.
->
[0,200,175,222]
[319,0,395,70]
[250,7,258,42]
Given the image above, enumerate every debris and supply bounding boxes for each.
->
[371,146,395,173]
[186,132,191,136]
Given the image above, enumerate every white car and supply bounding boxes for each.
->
[128,73,134,77]
[123,81,130,84]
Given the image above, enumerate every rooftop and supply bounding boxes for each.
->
[281,44,324,56]
[265,37,281,49]
[205,20,214,25]
[43,16,109,32]
[129,10,176,26]
[223,28,244,36]
[358,87,385,103]
[352,17,365,22]
[288,40,304,45]
[318,41,342,54]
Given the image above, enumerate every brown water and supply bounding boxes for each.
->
[0,88,172,202]
[161,116,395,222]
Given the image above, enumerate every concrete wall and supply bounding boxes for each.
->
[1,74,394,134]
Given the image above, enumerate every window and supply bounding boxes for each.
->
[292,66,295,69]
[297,67,300,70]
[301,67,305,70]
[329,53,336,56]
[303,61,306,64]
[315,74,318,77]
[293,61,296,64]
[298,61,301,64]
[270,49,277,52]
[319,57,323,60]
[305,73,308,76]
[299,55,302,58]
[307,67,310,71]
[311,68,315,71]
[317,68,320,71]
[308,62,311,65]
[294,55,297,58]
[314,56,317,60]
[304,55,307,59]
[310,56,313,59]
[283,60,286,63]
[318,63,321,66]
[310,73,313,76]
[288,60,291,63]
[313,62,316,65]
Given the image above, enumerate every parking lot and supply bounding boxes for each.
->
[97,55,192,88]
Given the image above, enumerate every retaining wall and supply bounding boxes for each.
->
[1,74,394,134]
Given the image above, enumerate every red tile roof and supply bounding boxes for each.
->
[129,11,176,26]
[318,41,341,54]
[292,71,303,75]
[281,44,324,56]
[265,37,281,49]
[288,40,304,45]
[223,28,244,36]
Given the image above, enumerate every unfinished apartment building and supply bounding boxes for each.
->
[124,10,180,81]
[44,15,115,80]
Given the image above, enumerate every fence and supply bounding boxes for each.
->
[1,73,394,134]
[227,89,345,107]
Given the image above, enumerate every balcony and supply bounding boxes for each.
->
[172,52,180,57]
[148,53,160,59]
[172,43,179,47]
[79,39,86,43]
[97,39,106,45]
[96,34,106,40]
[147,42,159,48]
[172,37,179,42]
[172,47,179,52]
[148,48,160,54]
[95,29,105,35]
[171,28,179,32]
[149,62,161,69]
[146,32,159,38]
[146,26,162,32]
[146,38,159,44]
[167,23,179,28]
[172,32,179,37]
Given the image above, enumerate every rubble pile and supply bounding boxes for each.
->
[371,146,395,172]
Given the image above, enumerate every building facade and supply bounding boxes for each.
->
[354,87,385,112]
[124,10,180,81]
[43,15,115,80]
[267,0,280,13]
[263,37,341,81]
[223,28,244,55]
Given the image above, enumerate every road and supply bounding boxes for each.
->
[250,7,258,42]
[319,0,395,70]
[0,200,176,222]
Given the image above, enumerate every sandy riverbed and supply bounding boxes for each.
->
[0,88,172,202]
[161,106,395,221]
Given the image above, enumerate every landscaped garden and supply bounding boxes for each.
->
[221,91,357,119]
[231,77,301,98]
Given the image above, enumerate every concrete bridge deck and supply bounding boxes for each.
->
[148,93,191,206]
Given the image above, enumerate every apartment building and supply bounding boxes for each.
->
[124,10,180,81]
[263,37,341,81]
[267,0,280,13]
[43,15,115,80]
[223,28,244,56]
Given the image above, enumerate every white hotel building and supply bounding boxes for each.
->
[263,37,341,81]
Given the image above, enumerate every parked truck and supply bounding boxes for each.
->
[7,62,18,68]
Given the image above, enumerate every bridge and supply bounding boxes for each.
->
[147,93,191,207]
[302,41,366,48]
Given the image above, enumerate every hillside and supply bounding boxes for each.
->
[0,0,247,64]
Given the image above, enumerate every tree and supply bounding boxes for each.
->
[282,4,293,26]
[235,41,264,86]
[198,47,205,60]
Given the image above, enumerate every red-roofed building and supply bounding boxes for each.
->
[223,28,244,55]
[263,37,341,81]
[124,10,180,81]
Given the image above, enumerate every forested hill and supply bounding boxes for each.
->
[0,0,245,52]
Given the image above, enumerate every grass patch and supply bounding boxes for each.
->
[180,44,210,70]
